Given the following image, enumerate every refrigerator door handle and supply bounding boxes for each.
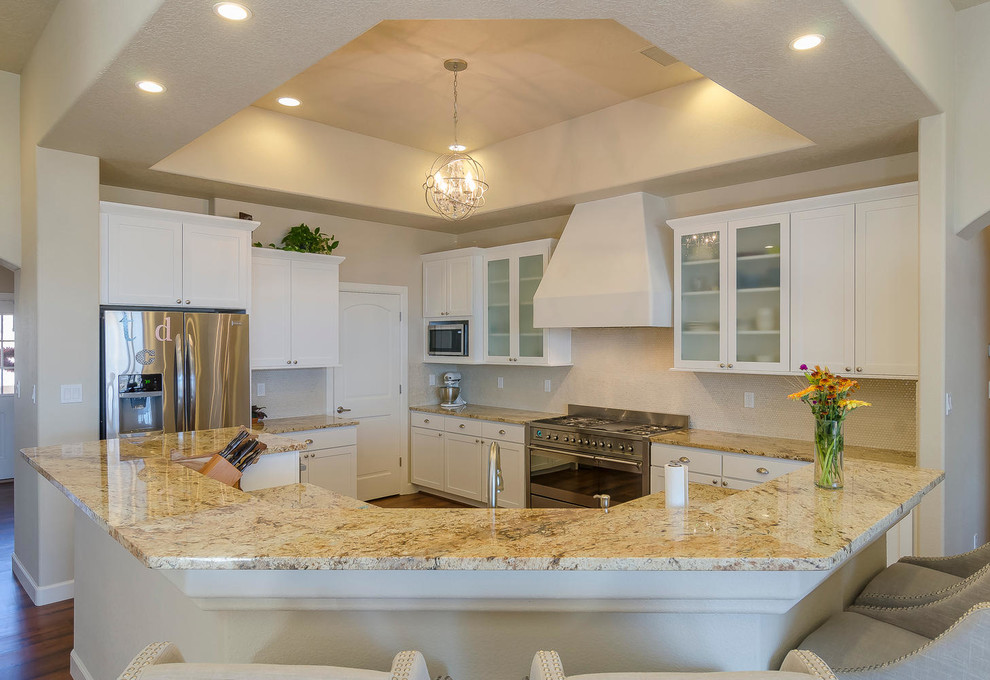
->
[174,324,186,433]
[185,318,196,432]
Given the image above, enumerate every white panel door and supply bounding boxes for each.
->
[308,446,358,498]
[855,196,920,376]
[492,439,526,508]
[444,432,485,502]
[410,428,444,491]
[423,259,447,317]
[249,256,292,368]
[445,256,474,317]
[290,260,340,367]
[334,290,402,500]
[790,205,856,372]
[106,214,183,306]
[182,223,250,309]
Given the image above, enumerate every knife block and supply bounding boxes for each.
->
[198,453,243,488]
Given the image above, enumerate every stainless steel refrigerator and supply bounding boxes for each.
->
[100,309,250,439]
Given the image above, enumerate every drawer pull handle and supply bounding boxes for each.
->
[679,456,690,463]
[424,418,430,423]
[459,423,466,429]
[499,429,506,435]
[305,439,314,445]
[757,467,769,475]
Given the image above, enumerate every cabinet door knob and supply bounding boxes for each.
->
[845,367,852,372]
[293,360,298,364]
[287,360,292,364]
[423,418,430,424]
[459,423,466,428]
[438,433,443,437]
[719,363,726,368]
[856,367,863,372]
[679,456,690,463]
[499,429,506,435]
[727,363,733,368]
[712,478,719,485]
[757,467,769,475]
[721,480,729,487]
[185,300,191,304]
[176,299,182,304]
[305,439,314,445]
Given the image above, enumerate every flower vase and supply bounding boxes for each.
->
[814,418,844,489]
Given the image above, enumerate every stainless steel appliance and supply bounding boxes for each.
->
[528,405,689,508]
[427,320,469,357]
[439,371,466,408]
[100,308,250,439]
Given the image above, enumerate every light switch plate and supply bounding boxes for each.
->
[744,392,755,408]
[497,377,504,389]
[256,382,266,397]
[429,374,436,387]
[60,384,83,404]
[544,379,552,393]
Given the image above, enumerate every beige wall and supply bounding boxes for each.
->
[0,267,13,294]
[0,71,20,270]
[100,184,210,214]
[211,197,456,407]
[954,3,990,236]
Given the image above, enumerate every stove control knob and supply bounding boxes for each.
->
[591,440,597,447]
[607,443,613,449]
[618,444,625,451]
[563,436,571,443]
[553,435,559,440]
[545,434,551,439]
[583,439,590,445]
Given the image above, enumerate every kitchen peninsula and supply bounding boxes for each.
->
[21,432,941,680]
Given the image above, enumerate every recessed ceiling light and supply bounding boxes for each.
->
[448,144,466,152]
[213,2,252,21]
[790,34,824,51]
[136,80,166,93]
[277,97,301,107]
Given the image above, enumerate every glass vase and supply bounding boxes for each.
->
[814,418,844,489]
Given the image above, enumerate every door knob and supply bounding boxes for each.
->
[336,406,351,414]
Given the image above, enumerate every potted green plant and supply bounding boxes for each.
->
[254,224,340,255]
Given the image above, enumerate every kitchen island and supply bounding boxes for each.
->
[20,431,941,680]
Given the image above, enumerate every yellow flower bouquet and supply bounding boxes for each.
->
[788,365,871,489]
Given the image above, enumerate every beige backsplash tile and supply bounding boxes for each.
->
[454,327,917,452]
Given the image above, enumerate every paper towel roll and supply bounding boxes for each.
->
[664,462,689,508]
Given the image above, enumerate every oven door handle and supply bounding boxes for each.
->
[528,446,601,463]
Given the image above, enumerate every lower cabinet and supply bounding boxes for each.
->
[409,412,526,507]
[297,426,358,498]
[239,450,301,492]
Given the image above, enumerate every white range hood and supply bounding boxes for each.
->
[533,192,673,328]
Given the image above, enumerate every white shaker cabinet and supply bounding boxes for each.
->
[297,427,358,498]
[422,249,483,318]
[250,249,345,369]
[101,202,257,309]
[410,428,445,490]
[444,432,487,503]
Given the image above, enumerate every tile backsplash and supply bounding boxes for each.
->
[452,327,917,452]
[251,368,328,419]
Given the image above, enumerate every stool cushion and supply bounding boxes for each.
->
[855,562,964,607]
[797,611,929,670]
[140,665,388,680]
[569,674,818,680]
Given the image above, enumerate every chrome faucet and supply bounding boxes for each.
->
[488,440,503,508]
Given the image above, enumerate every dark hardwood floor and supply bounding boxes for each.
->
[369,491,472,509]
[0,482,74,680]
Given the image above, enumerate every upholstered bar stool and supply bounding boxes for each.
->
[854,541,990,607]
[529,649,837,680]
[117,643,432,680]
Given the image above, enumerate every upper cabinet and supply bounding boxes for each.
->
[484,239,571,366]
[100,202,257,309]
[422,249,483,318]
[251,248,345,369]
[670,183,919,379]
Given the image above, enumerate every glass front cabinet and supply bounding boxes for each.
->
[673,214,790,372]
[484,239,571,366]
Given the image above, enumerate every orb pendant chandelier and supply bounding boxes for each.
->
[424,59,488,221]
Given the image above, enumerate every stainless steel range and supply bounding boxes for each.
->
[528,405,689,509]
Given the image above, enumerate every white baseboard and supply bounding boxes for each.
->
[11,552,74,605]
[70,649,95,680]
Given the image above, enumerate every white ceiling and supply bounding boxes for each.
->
[0,0,58,73]
[253,20,702,153]
[35,0,938,231]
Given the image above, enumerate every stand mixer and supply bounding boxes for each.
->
[439,371,466,409]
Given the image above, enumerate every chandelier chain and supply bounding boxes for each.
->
[452,71,459,147]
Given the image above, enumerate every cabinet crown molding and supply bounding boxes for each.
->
[100,201,260,232]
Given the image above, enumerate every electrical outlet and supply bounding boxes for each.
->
[545,379,552,393]
[945,392,953,415]
[497,376,504,389]
[975,534,980,550]
[429,374,436,387]
[744,392,755,408]
[257,382,266,397]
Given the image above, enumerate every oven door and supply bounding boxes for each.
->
[427,322,468,356]
[529,447,600,508]
[597,455,647,505]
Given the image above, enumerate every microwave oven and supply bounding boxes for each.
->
[428,320,469,357]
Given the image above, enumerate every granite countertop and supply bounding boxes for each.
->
[21,427,941,572]
[410,404,561,425]
[252,414,359,435]
[652,429,916,467]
